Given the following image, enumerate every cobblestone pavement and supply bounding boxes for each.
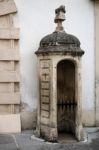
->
[0,129,99,150]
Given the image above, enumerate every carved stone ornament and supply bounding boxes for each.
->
[35,5,84,56]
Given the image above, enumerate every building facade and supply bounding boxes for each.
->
[0,0,99,132]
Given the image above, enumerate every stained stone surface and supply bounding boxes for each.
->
[37,31,84,56]
[0,134,17,150]
[0,129,99,150]
[40,31,81,48]
[0,134,14,144]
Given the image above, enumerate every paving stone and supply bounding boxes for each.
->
[0,134,17,150]
[0,134,14,144]
[0,130,99,150]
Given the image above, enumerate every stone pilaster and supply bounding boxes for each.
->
[95,0,99,125]
[0,0,21,133]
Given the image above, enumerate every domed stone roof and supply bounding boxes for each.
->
[40,31,80,48]
[35,5,84,56]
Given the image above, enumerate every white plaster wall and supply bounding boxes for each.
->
[14,0,95,113]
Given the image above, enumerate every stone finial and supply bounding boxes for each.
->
[54,5,66,32]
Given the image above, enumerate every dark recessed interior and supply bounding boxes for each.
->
[57,60,76,136]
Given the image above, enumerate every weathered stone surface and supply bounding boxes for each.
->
[0,0,17,16]
[0,114,21,133]
[41,117,49,125]
[41,75,50,82]
[54,5,66,23]
[21,111,37,130]
[41,90,50,96]
[0,28,19,39]
[40,60,50,68]
[41,104,49,111]
[0,3,20,125]
[82,109,95,126]
[0,61,14,71]
[0,83,12,92]
[39,31,81,48]
[0,71,20,82]
[42,68,49,74]
[41,110,49,118]
[36,6,84,142]
[0,92,20,104]
[0,49,19,60]
[41,96,49,103]
[35,21,84,56]
[40,125,50,139]
[41,82,50,89]
[0,15,13,28]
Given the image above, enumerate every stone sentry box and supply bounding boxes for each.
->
[35,6,84,142]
